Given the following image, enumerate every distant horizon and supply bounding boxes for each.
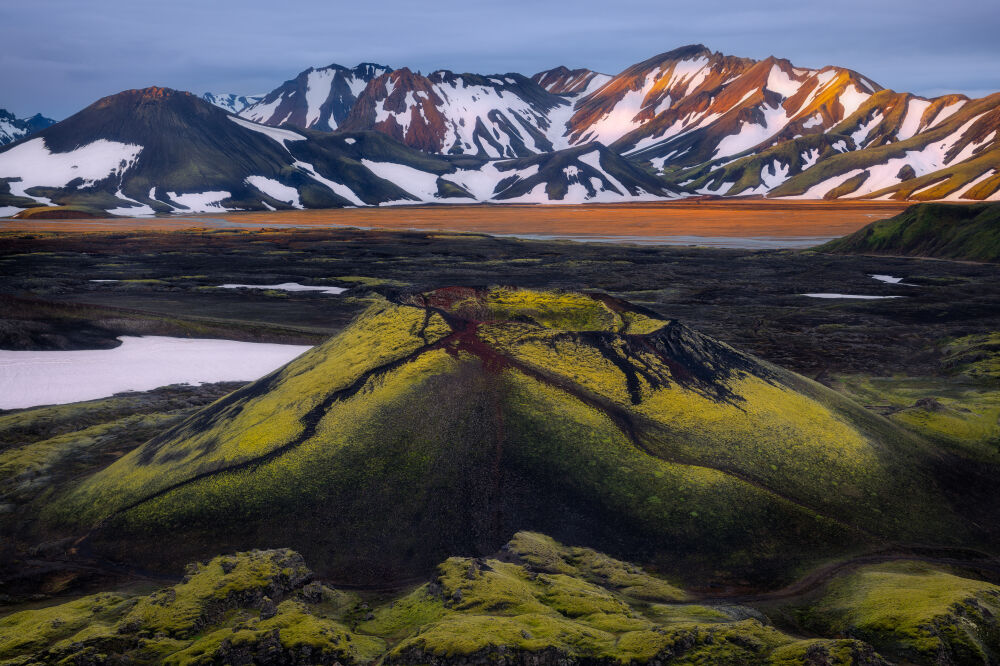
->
[2,0,998,119]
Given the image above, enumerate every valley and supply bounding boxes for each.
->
[1,204,999,663]
[0,199,909,241]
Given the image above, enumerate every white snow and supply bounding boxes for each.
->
[450,163,539,200]
[229,116,306,149]
[802,293,903,299]
[870,274,914,285]
[108,202,155,216]
[245,176,302,207]
[851,113,883,148]
[766,64,802,98]
[346,73,372,98]
[786,168,864,199]
[0,138,142,202]
[239,96,284,125]
[361,159,441,200]
[695,180,735,196]
[0,336,313,410]
[0,206,23,218]
[166,191,232,212]
[293,161,366,206]
[344,138,356,145]
[835,84,870,120]
[928,100,966,128]
[218,282,347,295]
[943,170,997,201]
[760,160,790,189]
[713,103,789,159]
[802,115,823,129]
[797,113,994,200]
[800,148,821,169]
[897,99,932,141]
[305,68,335,128]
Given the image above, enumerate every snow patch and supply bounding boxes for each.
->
[0,336,313,410]
[166,190,232,212]
[245,176,302,207]
[361,159,441,201]
[897,99,932,141]
[802,293,902,300]
[0,138,142,202]
[766,65,802,98]
[229,116,306,149]
[293,161,365,206]
[219,282,346,295]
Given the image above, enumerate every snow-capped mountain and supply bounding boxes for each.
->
[201,92,264,115]
[531,66,611,95]
[2,45,998,209]
[0,87,671,217]
[238,63,391,131]
[339,68,570,158]
[0,109,56,146]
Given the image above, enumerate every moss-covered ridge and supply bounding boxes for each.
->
[3,534,944,665]
[53,288,971,585]
[816,202,1000,262]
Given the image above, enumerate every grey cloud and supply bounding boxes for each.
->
[0,0,997,119]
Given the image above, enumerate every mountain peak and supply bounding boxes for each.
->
[655,43,713,61]
[95,86,194,109]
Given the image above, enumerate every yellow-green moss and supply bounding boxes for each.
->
[53,302,453,525]
[792,561,1000,664]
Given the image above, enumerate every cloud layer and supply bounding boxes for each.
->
[2,0,998,119]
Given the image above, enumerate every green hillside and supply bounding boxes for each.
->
[46,288,975,586]
[817,203,1000,262]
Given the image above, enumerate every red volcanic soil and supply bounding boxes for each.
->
[0,200,911,237]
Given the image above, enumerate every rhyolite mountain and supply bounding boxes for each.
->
[2,44,998,214]
[240,62,392,131]
[232,45,1000,202]
[338,68,570,158]
[0,108,56,146]
[0,87,673,215]
[47,288,985,586]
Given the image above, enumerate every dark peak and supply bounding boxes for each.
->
[315,62,350,72]
[94,87,195,108]
[538,65,573,77]
[655,44,712,62]
[354,62,392,75]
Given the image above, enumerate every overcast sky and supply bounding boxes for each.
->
[2,0,998,119]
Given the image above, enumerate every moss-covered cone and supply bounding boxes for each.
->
[52,288,969,585]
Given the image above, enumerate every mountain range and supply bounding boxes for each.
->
[1,44,998,215]
[0,108,55,147]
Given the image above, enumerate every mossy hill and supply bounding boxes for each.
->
[817,203,1000,262]
[43,288,983,587]
[3,534,998,665]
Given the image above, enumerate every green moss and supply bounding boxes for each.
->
[164,600,384,665]
[818,202,1000,262]
[944,333,1000,380]
[790,561,1000,664]
[834,373,1000,457]
[0,592,133,659]
[506,532,688,602]
[53,301,453,525]
[119,549,311,638]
